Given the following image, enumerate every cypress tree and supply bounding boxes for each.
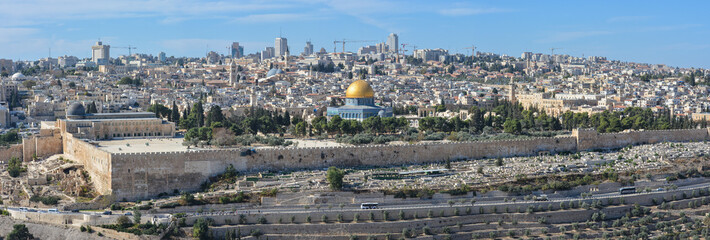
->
[171,101,180,123]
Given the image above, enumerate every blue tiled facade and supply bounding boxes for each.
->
[327,97,393,121]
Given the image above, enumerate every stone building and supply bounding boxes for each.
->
[56,103,175,140]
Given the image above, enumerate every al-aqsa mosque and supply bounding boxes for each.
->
[326,80,393,121]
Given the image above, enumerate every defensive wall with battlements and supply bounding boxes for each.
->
[9,128,710,201]
[104,128,710,200]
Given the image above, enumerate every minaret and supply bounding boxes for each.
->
[284,46,290,69]
[509,76,516,103]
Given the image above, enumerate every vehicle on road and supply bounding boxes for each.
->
[534,194,548,201]
[619,187,636,195]
[103,211,112,215]
[360,203,378,209]
[19,207,27,212]
[48,209,58,213]
[656,188,665,192]
[124,212,132,216]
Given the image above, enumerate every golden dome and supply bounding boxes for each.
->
[345,80,375,98]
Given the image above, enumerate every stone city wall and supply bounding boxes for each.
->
[0,144,23,163]
[63,133,113,195]
[110,136,577,200]
[75,128,710,200]
[21,134,62,162]
[573,128,710,151]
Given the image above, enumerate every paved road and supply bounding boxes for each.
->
[183,181,710,217]
[8,181,710,218]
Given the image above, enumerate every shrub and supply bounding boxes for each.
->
[257,216,267,224]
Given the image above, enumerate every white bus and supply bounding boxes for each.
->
[360,203,379,209]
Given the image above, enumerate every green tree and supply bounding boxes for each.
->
[147,103,171,119]
[22,80,36,89]
[503,119,521,134]
[326,166,345,190]
[328,115,343,134]
[116,215,132,227]
[294,121,307,137]
[193,218,211,240]
[170,101,180,123]
[311,116,328,135]
[7,157,22,177]
[6,224,34,240]
[205,105,224,127]
[133,210,141,225]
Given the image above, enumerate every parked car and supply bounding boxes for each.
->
[102,211,112,215]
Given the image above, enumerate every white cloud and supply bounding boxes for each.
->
[0,0,294,26]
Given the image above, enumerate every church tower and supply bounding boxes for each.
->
[229,58,237,86]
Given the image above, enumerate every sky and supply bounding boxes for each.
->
[1,0,709,68]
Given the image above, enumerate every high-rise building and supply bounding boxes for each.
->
[387,33,398,53]
[91,41,110,65]
[303,41,314,56]
[231,42,242,58]
[261,47,275,60]
[275,37,288,57]
[358,45,378,55]
[57,55,79,68]
[413,48,449,62]
[521,52,533,60]
[158,52,166,62]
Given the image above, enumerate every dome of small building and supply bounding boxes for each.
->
[345,80,375,98]
[67,103,86,116]
[266,68,284,78]
[11,72,26,81]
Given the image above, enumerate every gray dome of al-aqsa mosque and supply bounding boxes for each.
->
[66,103,86,117]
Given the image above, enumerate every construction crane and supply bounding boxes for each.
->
[114,45,137,57]
[397,43,410,63]
[463,45,476,57]
[332,39,376,54]
[550,47,561,56]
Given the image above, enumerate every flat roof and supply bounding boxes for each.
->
[64,118,163,122]
[95,137,347,154]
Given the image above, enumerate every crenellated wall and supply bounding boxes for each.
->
[572,128,710,151]
[109,136,579,200]
[61,128,710,200]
